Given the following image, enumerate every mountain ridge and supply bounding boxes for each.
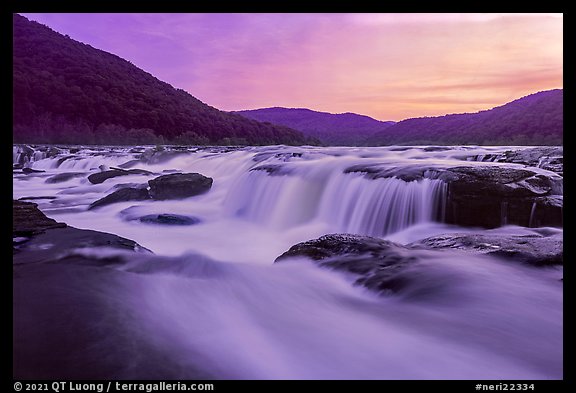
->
[12,14,315,146]
[366,89,563,146]
[233,107,395,146]
[236,89,562,146]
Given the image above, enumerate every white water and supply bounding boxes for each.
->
[13,144,563,379]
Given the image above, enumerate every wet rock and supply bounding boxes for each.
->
[250,164,294,176]
[56,155,76,166]
[148,173,213,200]
[88,168,152,184]
[13,200,67,237]
[138,214,201,226]
[88,169,131,184]
[443,166,563,228]
[470,147,563,175]
[275,234,419,294]
[46,147,62,158]
[88,188,150,210]
[22,167,45,174]
[411,232,563,266]
[529,196,563,228]
[18,196,57,201]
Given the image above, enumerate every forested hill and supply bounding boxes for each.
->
[13,14,315,146]
[233,107,395,146]
[367,89,563,146]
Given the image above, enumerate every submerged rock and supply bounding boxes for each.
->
[45,172,86,183]
[89,187,151,210]
[250,164,294,176]
[148,173,213,200]
[138,214,201,226]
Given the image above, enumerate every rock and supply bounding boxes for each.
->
[13,201,152,263]
[13,200,67,237]
[529,196,563,227]
[46,147,62,158]
[88,168,152,184]
[117,159,141,169]
[18,196,57,201]
[148,173,213,200]
[250,164,293,176]
[470,147,563,175]
[88,169,130,184]
[89,188,150,210]
[275,234,419,294]
[139,149,188,165]
[442,166,563,228]
[138,214,201,226]
[56,155,76,166]
[344,163,439,182]
[411,232,563,266]
[45,172,86,183]
[22,167,45,174]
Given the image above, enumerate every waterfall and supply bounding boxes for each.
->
[223,169,327,228]
[224,167,447,236]
[319,173,447,236]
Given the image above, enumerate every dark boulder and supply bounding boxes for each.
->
[529,196,563,228]
[442,165,563,228]
[88,168,152,184]
[13,200,67,237]
[88,169,130,184]
[148,173,213,200]
[411,231,563,266]
[89,188,150,210]
[275,234,419,294]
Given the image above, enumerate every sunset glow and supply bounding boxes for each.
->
[22,13,563,121]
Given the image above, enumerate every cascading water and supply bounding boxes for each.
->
[319,173,446,236]
[12,144,563,379]
[224,161,447,236]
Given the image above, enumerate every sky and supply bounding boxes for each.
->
[21,13,563,121]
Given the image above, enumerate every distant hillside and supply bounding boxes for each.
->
[13,14,315,146]
[367,89,563,146]
[233,107,395,146]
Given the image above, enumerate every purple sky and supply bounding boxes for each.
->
[22,13,563,121]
